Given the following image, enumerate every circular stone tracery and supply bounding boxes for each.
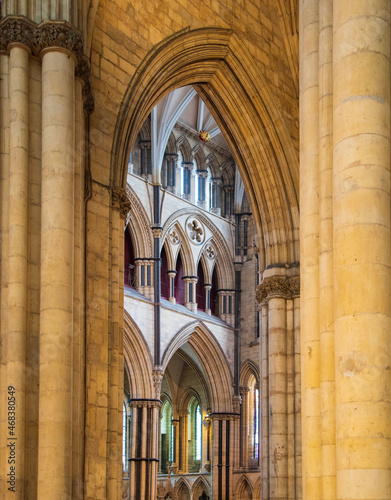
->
[186,217,205,245]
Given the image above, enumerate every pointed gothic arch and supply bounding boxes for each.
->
[111,27,299,267]
[192,475,211,499]
[234,474,254,499]
[125,185,153,258]
[161,320,233,412]
[162,221,193,275]
[123,310,154,399]
[176,135,193,163]
[240,359,260,388]
[175,477,191,499]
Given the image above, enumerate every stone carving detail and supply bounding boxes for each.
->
[0,17,82,57]
[289,276,300,297]
[75,55,95,114]
[0,16,94,114]
[169,229,180,245]
[205,245,215,260]
[152,227,162,239]
[129,399,161,409]
[256,275,300,303]
[186,217,204,245]
[152,366,164,399]
[210,412,240,421]
[232,395,242,413]
[112,187,131,220]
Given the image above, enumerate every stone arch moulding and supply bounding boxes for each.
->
[192,475,211,498]
[125,185,153,258]
[111,27,299,268]
[162,208,234,288]
[123,310,154,399]
[162,320,233,413]
[162,221,193,274]
[234,474,254,499]
[175,477,192,498]
[240,359,260,388]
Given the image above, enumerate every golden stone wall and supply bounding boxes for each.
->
[0,0,389,499]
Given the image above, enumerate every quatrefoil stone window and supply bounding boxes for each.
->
[186,217,205,245]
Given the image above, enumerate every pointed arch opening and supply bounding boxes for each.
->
[112,27,299,267]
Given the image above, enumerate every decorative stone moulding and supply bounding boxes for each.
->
[0,15,94,114]
[152,227,163,239]
[169,229,180,245]
[205,245,216,260]
[129,399,162,409]
[112,187,131,220]
[256,275,300,303]
[186,217,205,245]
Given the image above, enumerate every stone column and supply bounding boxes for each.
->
[239,386,250,468]
[333,2,391,499]
[204,284,212,315]
[168,271,176,304]
[260,300,270,499]
[0,47,10,500]
[293,295,302,500]
[319,1,335,498]
[178,410,189,473]
[268,295,288,500]
[139,140,152,178]
[5,43,30,499]
[224,185,234,219]
[181,162,193,201]
[256,274,301,500]
[152,193,162,365]
[189,277,198,313]
[196,169,208,209]
[108,190,130,498]
[165,153,178,193]
[210,177,222,215]
[128,400,161,500]
[211,414,236,500]
[38,47,75,499]
[299,1,322,498]
[183,277,191,310]
[171,418,180,473]
[204,411,212,472]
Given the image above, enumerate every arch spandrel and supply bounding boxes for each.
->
[111,27,299,267]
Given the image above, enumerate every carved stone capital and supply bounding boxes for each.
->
[129,399,162,409]
[152,227,163,239]
[112,187,131,220]
[165,153,178,161]
[239,386,250,394]
[211,412,240,421]
[0,16,94,114]
[256,275,300,303]
[196,169,208,178]
[139,140,151,150]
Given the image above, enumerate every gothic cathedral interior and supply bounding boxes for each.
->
[0,1,390,500]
